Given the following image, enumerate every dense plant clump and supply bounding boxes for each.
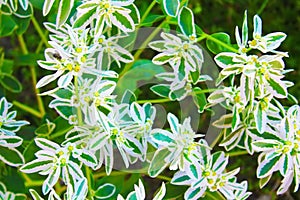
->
[0,0,299,199]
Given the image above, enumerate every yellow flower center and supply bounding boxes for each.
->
[250,40,257,47]
[189,35,196,41]
[98,38,104,44]
[60,158,66,166]
[75,47,82,53]
[66,63,73,71]
[74,65,80,72]
[68,145,74,151]
[58,150,64,156]
[183,43,189,50]
[81,56,87,63]
[207,179,214,184]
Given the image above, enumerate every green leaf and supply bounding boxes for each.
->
[43,0,55,15]
[153,182,166,200]
[267,77,287,98]
[0,14,18,37]
[206,32,235,54]
[148,148,170,177]
[141,14,165,26]
[257,153,281,178]
[35,121,56,136]
[162,0,180,17]
[115,59,165,100]
[13,16,31,35]
[255,102,267,134]
[0,146,24,167]
[192,87,207,113]
[178,6,195,37]
[94,183,116,199]
[150,84,171,98]
[29,189,44,200]
[20,159,52,173]
[56,0,74,27]
[73,6,97,28]
[0,73,22,93]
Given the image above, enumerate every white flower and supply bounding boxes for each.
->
[171,151,248,200]
[74,0,139,35]
[92,34,134,70]
[20,138,97,195]
[149,113,207,177]
[149,32,203,75]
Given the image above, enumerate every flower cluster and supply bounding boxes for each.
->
[206,11,300,195]
[253,105,300,194]
[149,113,251,199]
[20,138,97,195]
[149,32,208,101]
[207,12,294,154]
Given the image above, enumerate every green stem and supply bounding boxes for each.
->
[119,17,170,78]
[17,35,46,117]
[85,166,93,199]
[210,130,224,149]
[156,175,172,182]
[13,101,42,118]
[49,126,73,139]
[74,76,83,125]
[226,150,248,157]
[24,180,44,187]
[31,15,49,47]
[203,33,239,53]
[257,0,269,15]
[139,0,157,26]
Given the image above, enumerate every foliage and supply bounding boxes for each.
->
[0,0,299,199]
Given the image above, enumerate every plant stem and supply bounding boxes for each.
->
[13,101,42,118]
[31,15,49,47]
[85,166,93,199]
[49,126,73,139]
[156,175,172,182]
[17,34,46,117]
[226,150,248,157]
[74,76,83,125]
[257,0,269,15]
[139,0,157,26]
[210,130,224,149]
[25,180,44,187]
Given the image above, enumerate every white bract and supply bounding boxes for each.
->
[74,0,139,35]
[20,138,97,196]
[92,34,134,70]
[149,32,206,101]
[117,179,166,200]
[0,97,28,167]
[171,151,250,200]
[253,105,300,195]
[148,113,208,177]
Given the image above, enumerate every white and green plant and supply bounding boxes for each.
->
[0,0,298,199]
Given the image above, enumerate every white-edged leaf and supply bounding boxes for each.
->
[162,0,180,17]
[35,138,60,151]
[20,159,52,173]
[94,183,116,199]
